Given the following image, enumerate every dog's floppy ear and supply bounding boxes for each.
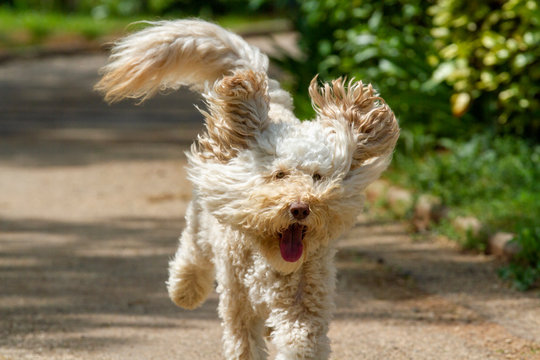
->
[195,70,270,162]
[309,77,399,169]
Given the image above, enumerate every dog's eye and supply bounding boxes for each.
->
[275,171,286,179]
[312,173,322,181]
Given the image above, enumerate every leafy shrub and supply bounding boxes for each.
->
[276,0,459,136]
[4,0,279,17]
[499,227,540,290]
[428,0,540,136]
[388,133,540,289]
[389,134,540,231]
[278,0,539,140]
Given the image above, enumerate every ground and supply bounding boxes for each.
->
[0,53,539,360]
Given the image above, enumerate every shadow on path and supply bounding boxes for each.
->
[0,215,219,351]
[0,54,205,168]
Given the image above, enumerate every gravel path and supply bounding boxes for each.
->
[1,53,539,360]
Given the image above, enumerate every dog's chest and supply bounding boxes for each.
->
[237,252,304,311]
[211,227,310,315]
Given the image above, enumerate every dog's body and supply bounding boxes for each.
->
[96,19,399,360]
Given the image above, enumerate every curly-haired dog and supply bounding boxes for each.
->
[96,19,399,360]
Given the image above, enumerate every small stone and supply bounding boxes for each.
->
[452,216,483,237]
[488,232,520,260]
[386,186,413,217]
[413,194,446,232]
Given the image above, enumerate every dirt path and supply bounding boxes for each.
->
[1,54,539,360]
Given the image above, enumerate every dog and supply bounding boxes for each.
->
[96,19,399,360]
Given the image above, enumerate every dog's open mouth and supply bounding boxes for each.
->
[279,223,306,262]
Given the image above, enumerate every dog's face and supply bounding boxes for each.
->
[188,70,399,274]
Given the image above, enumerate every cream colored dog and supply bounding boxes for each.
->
[96,19,399,360]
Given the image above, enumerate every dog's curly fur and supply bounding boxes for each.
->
[96,19,399,360]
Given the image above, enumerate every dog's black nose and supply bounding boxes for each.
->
[290,202,310,220]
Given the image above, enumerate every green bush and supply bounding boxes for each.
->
[277,0,459,137]
[387,133,540,289]
[428,0,540,136]
[389,134,540,231]
[4,0,280,17]
[278,0,539,140]
[499,227,540,290]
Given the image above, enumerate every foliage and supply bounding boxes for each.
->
[277,0,539,140]
[435,218,489,252]
[428,0,540,136]
[276,0,458,134]
[3,0,281,17]
[0,5,282,49]
[389,133,540,231]
[0,7,141,46]
[387,133,540,289]
[75,0,266,18]
[499,227,540,290]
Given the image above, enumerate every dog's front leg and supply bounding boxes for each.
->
[218,289,268,360]
[268,294,332,360]
[167,201,215,310]
[268,249,336,360]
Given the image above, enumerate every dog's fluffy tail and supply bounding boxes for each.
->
[95,19,269,103]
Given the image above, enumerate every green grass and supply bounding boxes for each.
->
[0,8,143,47]
[211,14,290,34]
[499,227,540,290]
[389,133,540,232]
[386,132,540,289]
[0,8,288,50]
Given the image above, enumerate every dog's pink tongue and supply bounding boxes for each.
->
[279,224,304,262]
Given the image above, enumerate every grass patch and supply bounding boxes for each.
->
[389,133,540,233]
[499,227,540,290]
[0,8,288,50]
[0,8,143,48]
[434,218,488,253]
[387,132,540,289]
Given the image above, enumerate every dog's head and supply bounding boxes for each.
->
[188,70,399,273]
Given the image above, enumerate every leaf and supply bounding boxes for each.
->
[451,92,471,117]
[431,61,456,83]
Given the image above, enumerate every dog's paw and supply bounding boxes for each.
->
[167,261,214,310]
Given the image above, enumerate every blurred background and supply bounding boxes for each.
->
[0,0,538,290]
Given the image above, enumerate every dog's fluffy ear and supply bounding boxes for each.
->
[309,77,399,169]
[195,70,270,162]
